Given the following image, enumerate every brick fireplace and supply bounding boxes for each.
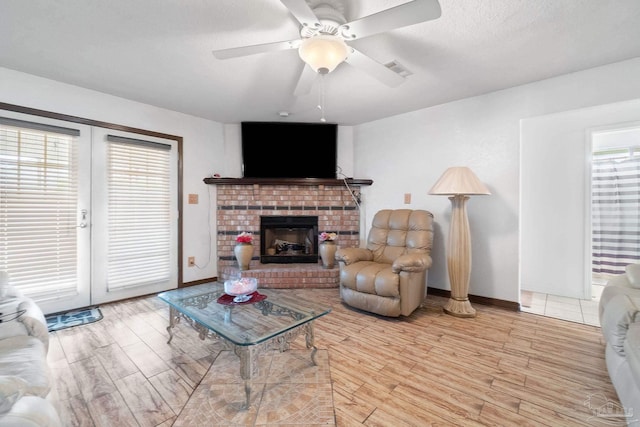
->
[209,178,370,288]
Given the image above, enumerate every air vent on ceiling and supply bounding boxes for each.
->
[384,60,413,77]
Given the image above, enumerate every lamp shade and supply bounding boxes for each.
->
[298,35,349,74]
[429,166,491,196]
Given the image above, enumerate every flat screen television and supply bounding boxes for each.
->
[241,121,337,179]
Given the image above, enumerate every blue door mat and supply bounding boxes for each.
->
[46,307,103,332]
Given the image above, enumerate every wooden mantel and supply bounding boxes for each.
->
[203,177,373,186]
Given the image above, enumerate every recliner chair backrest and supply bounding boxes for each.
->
[366,209,434,264]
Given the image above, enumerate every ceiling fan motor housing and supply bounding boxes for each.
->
[300,3,347,38]
[297,1,350,73]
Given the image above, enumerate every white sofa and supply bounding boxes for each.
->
[599,263,640,426]
[0,273,61,427]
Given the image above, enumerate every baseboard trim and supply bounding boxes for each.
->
[182,277,218,287]
[427,287,520,312]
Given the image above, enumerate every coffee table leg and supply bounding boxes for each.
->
[166,307,179,344]
[234,345,254,410]
[303,322,318,365]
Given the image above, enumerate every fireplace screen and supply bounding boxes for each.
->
[260,216,318,264]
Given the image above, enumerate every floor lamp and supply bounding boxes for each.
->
[429,167,490,318]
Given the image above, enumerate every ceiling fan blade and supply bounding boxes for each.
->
[213,39,301,60]
[340,0,441,40]
[294,64,318,96]
[280,0,321,28]
[344,48,405,87]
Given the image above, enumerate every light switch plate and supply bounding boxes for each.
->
[404,193,411,204]
[188,194,198,204]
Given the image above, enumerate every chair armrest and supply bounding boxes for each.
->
[335,248,373,265]
[392,253,432,273]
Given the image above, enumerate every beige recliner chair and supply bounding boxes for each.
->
[335,209,434,317]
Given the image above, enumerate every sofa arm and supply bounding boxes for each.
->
[600,293,640,355]
[18,300,49,353]
[392,253,432,273]
[335,248,373,265]
[599,275,640,320]
[627,263,640,288]
[0,298,49,352]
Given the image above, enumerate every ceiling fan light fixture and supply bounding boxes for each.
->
[298,35,349,74]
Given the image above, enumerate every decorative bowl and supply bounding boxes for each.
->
[224,277,258,303]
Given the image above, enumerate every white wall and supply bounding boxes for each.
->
[521,100,640,299]
[0,67,224,283]
[354,58,640,303]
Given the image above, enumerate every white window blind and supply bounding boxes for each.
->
[0,118,80,299]
[106,135,172,290]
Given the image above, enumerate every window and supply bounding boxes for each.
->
[105,135,173,290]
[0,117,82,299]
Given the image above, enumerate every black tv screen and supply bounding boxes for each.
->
[241,121,337,179]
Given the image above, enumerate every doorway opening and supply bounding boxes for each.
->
[591,126,640,289]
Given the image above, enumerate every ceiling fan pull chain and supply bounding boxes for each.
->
[318,73,327,122]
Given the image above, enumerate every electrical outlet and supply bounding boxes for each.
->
[404,193,411,204]
[188,256,195,267]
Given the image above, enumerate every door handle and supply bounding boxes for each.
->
[77,209,88,228]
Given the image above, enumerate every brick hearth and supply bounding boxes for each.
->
[218,263,340,289]
[213,182,365,288]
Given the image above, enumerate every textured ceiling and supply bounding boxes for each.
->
[1,0,639,125]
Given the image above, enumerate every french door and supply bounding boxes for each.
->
[0,110,178,314]
[91,128,178,305]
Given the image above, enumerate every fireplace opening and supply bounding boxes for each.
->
[260,216,318,264]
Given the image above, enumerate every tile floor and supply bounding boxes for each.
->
[520,283,605,327]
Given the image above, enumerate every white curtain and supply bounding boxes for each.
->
[592,155,640,276]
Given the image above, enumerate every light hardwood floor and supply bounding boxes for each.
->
[48,287,619,426]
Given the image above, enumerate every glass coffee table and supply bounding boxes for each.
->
[157,282,331,409]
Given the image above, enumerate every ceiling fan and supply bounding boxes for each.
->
[212,0,442,96]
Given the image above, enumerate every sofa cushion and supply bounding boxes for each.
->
[0,396,61,427]
[0,376,28,415]
[0,336,50,398]
[600,294,640,355]
[624,322,640,392]
[627,264,640,288]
